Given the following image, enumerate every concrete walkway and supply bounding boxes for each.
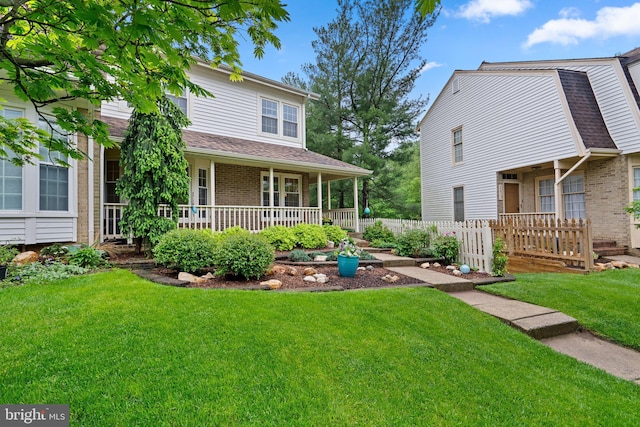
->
[372,252,640,384]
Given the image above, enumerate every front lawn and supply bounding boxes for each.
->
[1,269,639,425]
[481,269,640,350]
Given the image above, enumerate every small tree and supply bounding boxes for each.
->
[117,96,190,253]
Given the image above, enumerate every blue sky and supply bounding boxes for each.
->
[239,0,640,116]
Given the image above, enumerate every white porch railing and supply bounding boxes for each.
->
[326,208,357,230]
[499,212,556,224]
[103,204,326,239]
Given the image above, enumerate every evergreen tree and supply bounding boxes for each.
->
[117,96,190,253]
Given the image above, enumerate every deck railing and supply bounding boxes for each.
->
[326,208,357,230]
[498,212,556,224]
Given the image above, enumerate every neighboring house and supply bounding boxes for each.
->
[419,47,640,255]
[0,61,371,245]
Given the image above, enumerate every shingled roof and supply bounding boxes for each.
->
[101,116,371,177]
[557,69,618,150]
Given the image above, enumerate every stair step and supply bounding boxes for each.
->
[593,240,618,248]
[594,247,627,256]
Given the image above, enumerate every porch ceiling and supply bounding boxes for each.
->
[103,116,371,181]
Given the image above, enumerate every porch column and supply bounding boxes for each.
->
[554,160,563,222]
[99,144,105,243]
[327,180,332,210]
[210,160,216,232]
[353,176,360,233]
[269,167,275,227]
[317,172,322,225]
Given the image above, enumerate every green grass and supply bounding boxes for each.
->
[481,269,640,351]
[1,269,639,426]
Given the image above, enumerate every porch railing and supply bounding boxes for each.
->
[326,208,357,230]
[499,212,556,224]
[103,204,326,239]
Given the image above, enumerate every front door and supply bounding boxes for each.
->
[504,183,520,214]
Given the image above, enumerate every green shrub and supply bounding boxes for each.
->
[211,226,250,245]
[396,228,433,257]
[492,237,509,277]
[153,229,218,273]
[40,243,69,261]
[8,261,87,284]
[293,223,327,249]
[213,234,274,280]
[287,249,312,262]
[358,250,377,261]
[363,220,395,243]
[69,245,106,268]
[432,233,461,265]
[370,239,397,249]
[260,225,297,251]
[0,245,18,265]
[322,224,348,245]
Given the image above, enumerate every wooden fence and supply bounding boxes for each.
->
[489,218,593,270]
[359,218,494,272]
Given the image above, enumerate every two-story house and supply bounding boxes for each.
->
[0,61,371,246]
[419,48,640,255]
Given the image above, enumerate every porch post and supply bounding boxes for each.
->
[353,176,360,233]
[327,180,332,210]
[269,167,275,227]
[554,160,563,222]
[99,144,105,243]
[317,172,322,225]
[210,160,216,232]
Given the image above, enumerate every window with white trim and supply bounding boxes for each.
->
[453,128,463,164]
[453,186,464,221]
[563,175,586,219]
[198,168,208,206]
[538,178,555,213]
[0,108,24,210]
[261,172,301,207]
[633,167,640,202]
[38,117,69,211]
[105,160,120,203]
[283,104,298,138]
[261,99,278,135]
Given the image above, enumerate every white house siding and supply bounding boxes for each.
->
[420,71,579,221]
[101,65,307,148]
[481,61,640,155]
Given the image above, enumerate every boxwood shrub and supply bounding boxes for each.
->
[293,223,327,249]
[260,225,297,251]
[213,234,275,280]
[323,224,348,245]
[396,228,433,257]
[154,229,218,273]
[363,220,395,244]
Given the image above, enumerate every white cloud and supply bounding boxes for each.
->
[420,62,444,73]
[524,3,640,48]
[559,7,580,19]
[457,0,533,23]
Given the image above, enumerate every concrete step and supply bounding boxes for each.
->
[448,291,578,339]
[371,252,417,267]
[387,266,474,291]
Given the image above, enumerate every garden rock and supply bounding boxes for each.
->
[271,265,287,274]
[314,274,328,283]
[13,251,38,265]
[433,262,441,268]
[303,267,318,276]
[366,265,375,271]
[453,270,463,276]
[357,266,365,271]
[421,262,430,269]
[303,275,317,283]
[326,241,335,249]
[314,255,328,262]
[446,265,456,270]
[178,272,206,284]
[611,260,628,269]
[201,272,215,279]
[287,267,299,276]
[382,274,399,283]
[260,279,282,290]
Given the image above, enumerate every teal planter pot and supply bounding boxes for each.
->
[337,254,359,277]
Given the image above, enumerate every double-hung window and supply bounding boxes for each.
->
[634,167,640,203]
[453,128,463,164]
[538,178,555,213]
[38,118,69,211]
[261,98,299,139]
[453,186,464,221]
[261,99,278,135]
[167,89,188,115]
[283,104,298,138]
[0,108,24,210]
[562,175,586,219]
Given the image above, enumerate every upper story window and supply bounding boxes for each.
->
[0,107,24,210]
[452,127,463,164]
[167,89,188,115]
[261,99,278,135]
[260,97,299,140]
[38,117,69,211]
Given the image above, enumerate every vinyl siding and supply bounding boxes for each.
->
[35,218,76,243]
[421,71,578,221]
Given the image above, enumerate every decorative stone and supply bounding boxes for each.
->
[303,275,317,282]
[452,269,463,276]
[178,272,206,284]
[629,263,640,269]
[382,274,399,283]
[272,265,287,274]
[366,265,375,271]
[433,262,441,268]
[315,274,328,284]
[446,265,456,270]
[13,251,38,266]
[420,262,430,269]
[326,241,335,249]
[201,272,215,280]
[303,267,318,276]
[460,264,471,274]
[611,260,628,269]
[287,267,299,276]
[260,279,282,289]
[357,266,365,271]
[314,255,328,262]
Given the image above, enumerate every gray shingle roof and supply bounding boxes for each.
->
[557,70,618,150]
[101,116,371,176]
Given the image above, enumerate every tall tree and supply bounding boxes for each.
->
[301,0,437,212]
[0,0,288,164]
[116,96,190,253]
